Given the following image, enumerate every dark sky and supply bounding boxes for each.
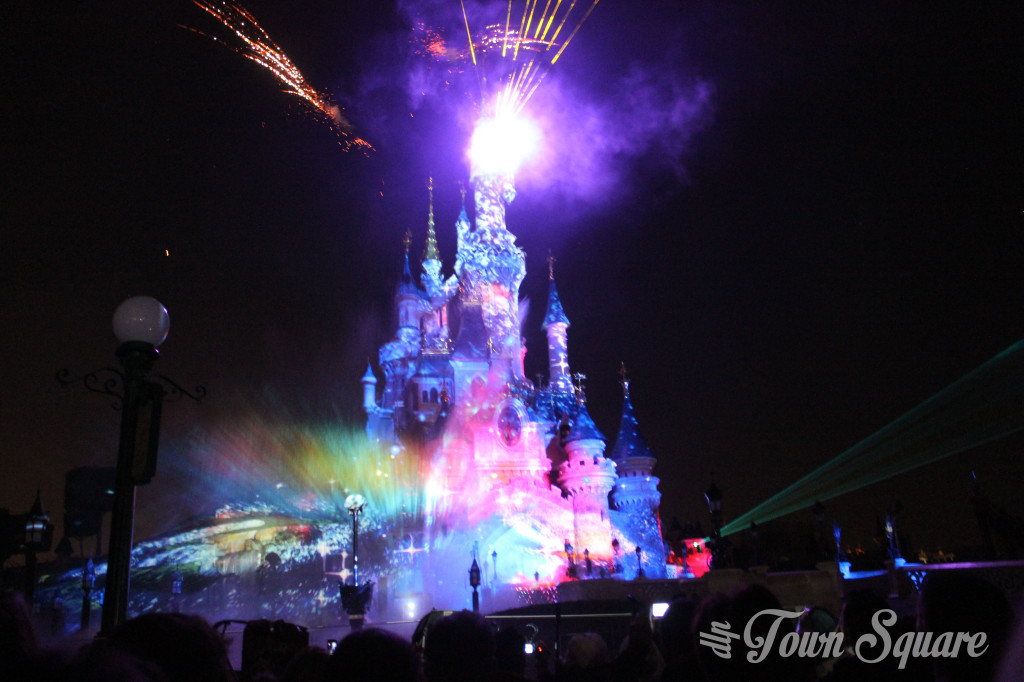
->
[3,1,1022,555]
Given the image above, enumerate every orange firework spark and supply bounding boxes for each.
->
[188,1,372,152]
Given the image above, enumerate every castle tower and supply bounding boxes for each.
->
[378,237,427,430]
[609,366,662,513]
[608,365,666,577]
[455,168,526,375]
[396,233,424,333]
[361,363,377,413]
[557,403,617,561]
[542,254,574,394]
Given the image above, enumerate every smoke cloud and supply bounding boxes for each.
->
[347,0,714,219]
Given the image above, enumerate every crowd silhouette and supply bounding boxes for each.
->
[2,571,1021,681]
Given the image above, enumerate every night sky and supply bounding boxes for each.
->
[4,1,1021,556]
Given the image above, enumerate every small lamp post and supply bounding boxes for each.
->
[345,494,367,585]
[834,521,851,578]
[705,480,723,569]
[340,494,373,628]
[170,567,183,613]
[749,521,760,567]
[81,558,96,631]
[469,558,481,612]
[23,490,54,606]
[635,546,644,580]
[59,297,204,635]
[103,297,169,635]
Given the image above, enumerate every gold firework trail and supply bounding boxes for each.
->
[188,1,372,152]
[464,0,601,117]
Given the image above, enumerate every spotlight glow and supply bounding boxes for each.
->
[469,114,541,177]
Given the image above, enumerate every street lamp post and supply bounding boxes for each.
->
[102,297,170,635]
[340,494,373,629]
[23,490,54,606]
[81,558,96,631]
[705,480,723,570]
[345,494,366,586]
[59,297,204,636]
[469,558,481,612]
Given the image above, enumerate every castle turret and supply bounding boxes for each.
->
[361,363,378,412]
[380,236,426,418]
[542,254,573,394]
[608,365,666,577]
[396,233,425,333]
[558,403,617,562]
[609,367,661,513]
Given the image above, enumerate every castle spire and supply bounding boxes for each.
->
[543,252,573,393]
[609,367,661,520]
[400,230,415,291]
[423,177,440,263]
[543,252,570,327]
[609,365,654,464]
[396,230,424,330]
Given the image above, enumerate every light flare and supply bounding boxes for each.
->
[469,112,541,176]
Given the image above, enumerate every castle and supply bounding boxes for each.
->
[361,168,666,598]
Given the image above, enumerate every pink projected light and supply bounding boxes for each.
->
[469,114,541,177]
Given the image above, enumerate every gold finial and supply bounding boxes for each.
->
[423,177,439,262]
[547,250,556,280]
[572,372,587,404]
[403,230,412,254]
[618,362,630,397]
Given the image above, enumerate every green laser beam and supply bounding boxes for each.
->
[721,339,1024,536]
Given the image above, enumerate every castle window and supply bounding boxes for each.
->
[430,388,439,404]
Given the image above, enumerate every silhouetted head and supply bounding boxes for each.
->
[0,592,39,674]
[494,627,526,675]
[919,571,1015,681]
[562,631,609,671]
[327,627,419,682]
[108,612,234,682]
[840,588,890,642]
[424,610,495,682]
[659,596,697,664]
[281,646,331,682]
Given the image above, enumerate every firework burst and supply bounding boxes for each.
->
[187,1,372,152]
[463,0,602,118]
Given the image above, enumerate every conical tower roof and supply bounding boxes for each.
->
[566,402,605,444]
[399,252,417,293]
[609,381,655,463]
[542,252,570,328]
[362,363,377,384]
[397,232,426,298]
[542,277,570,328]
[29,489,46,516]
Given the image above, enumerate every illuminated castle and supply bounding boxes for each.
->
[361,163,666,598]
